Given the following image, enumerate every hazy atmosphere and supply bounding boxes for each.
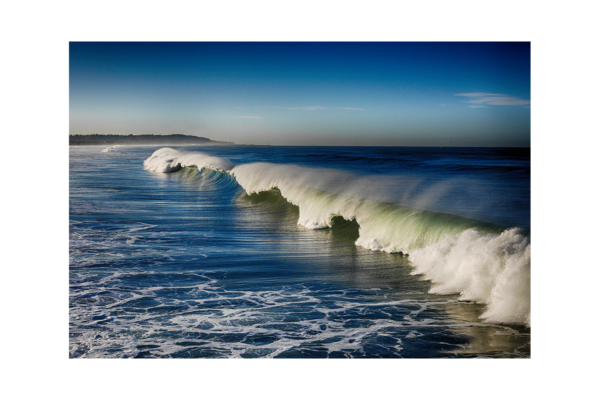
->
[70,42,530,146]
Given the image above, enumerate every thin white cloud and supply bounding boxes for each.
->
[469,105,488,108]
[233,116,262,119]
[286,106,327,111]
[457,92,530,107]
[267,106,364,111]
[457,92,500,97]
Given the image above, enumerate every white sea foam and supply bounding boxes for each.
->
[143,147,233,173]
[409,228,530,326]
[70,269,528,358]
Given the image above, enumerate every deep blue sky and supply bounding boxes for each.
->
[70,42,530,146]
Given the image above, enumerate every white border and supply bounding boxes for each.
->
[4,0,599,399]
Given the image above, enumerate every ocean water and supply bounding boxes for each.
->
[69,145,530,358]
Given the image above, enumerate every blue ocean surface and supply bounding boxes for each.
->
[69,145,530,358]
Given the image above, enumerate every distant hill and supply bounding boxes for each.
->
[69,134,234,146]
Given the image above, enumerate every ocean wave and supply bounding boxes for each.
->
[144,148,531,326]
[230,162,504,249]
[143,147,233,173]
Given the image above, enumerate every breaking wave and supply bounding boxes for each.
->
[143,147,233,173]
[144,148,531,326]
[101,145,122,153]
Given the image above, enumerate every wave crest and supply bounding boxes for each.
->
[143,148,233,173]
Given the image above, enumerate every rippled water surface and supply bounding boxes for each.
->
[69,145,530,358]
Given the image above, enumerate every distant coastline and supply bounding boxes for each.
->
[69,134,234,146]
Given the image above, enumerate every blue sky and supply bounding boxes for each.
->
[70,42,530,146]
